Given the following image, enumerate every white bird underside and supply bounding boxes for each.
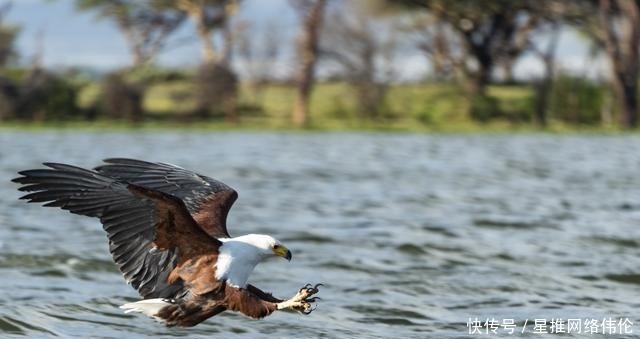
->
[215,234,276,288]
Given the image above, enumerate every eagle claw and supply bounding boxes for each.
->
[299,283,323,296]
[301,305,317,315]
[278,283,323,314]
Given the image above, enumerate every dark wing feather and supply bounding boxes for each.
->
[247,284,283,303]
[12,163,220,299]
[94,158,237,238]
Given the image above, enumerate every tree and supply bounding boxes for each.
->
[321,2,397,119]
[74,0,185,67]
[176,0,237,65]
[194,62,238,122]
[174,0,239,122]
[235,20,282,103]
[526,1,567,127]
[398,0,543,120]
[430,1,540,96]
[563,0,639,128]
[409,12,463,81]
[531,22,561,127]
[0,3,20,120]
[598,0,639,128]
[73,1,185,122]
[0,3,18,67]
[99,72,143,121]
[291,0,327,127]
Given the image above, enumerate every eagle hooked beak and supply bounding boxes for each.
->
[273,245,292,261]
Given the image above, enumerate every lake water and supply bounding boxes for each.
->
[1,131,639,338]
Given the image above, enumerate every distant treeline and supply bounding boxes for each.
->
[0,65,612,129]
[0,0,638,130]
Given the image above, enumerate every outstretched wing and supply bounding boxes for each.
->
[12,163,221,299]
[94,158,237,238]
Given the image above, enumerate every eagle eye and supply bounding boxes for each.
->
[273,244,280,249]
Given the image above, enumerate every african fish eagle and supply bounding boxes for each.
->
[12,158,321,327]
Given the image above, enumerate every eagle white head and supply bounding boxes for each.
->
[215,234,292,288]
[232,234,292,260]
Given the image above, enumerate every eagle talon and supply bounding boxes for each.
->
[294,283,321,300]
[277,283,322,313]
[305,283,323,295]
[301,305,316,315]
[300,283,312,293]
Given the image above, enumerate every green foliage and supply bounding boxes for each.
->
[1,67,30,83]
[489,85,534,122]
[15,78,621,132]
[469,95,502,122]
[194,63,238,120]
[98,72,144,121]
[125,65,192,84]
[549,74,607,125]
[387,84,465,124]
[0,23,18,66]
[0,3,20,68]
[143,80,196,114]
[74,0,136,22]
[96,78,540,130]
[0,76,17,119]
[16,69,81,121]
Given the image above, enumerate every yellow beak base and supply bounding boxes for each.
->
[274,246,292,261]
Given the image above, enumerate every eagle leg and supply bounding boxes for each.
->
[276,283,322,314]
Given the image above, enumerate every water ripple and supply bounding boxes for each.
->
[2,132,640,338]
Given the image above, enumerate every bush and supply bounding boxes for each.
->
[194,63,238,122]
[469,94,501,122]
[549,75,606,125]
[99,72,144,121]
[352,82,391,120]
[126,65,191,84]
[16,68,80,120]
[0,76,18,120]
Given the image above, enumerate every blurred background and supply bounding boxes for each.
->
[0,0,638,130]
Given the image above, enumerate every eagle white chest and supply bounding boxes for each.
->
[215,238,263,288]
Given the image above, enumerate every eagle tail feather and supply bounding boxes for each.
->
[120,298,172,320]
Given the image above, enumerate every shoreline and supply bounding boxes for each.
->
[0,120,629,135]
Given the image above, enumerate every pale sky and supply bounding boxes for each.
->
[7,0,608,82]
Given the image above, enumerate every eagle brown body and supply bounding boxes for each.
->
[12,158,320,327]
